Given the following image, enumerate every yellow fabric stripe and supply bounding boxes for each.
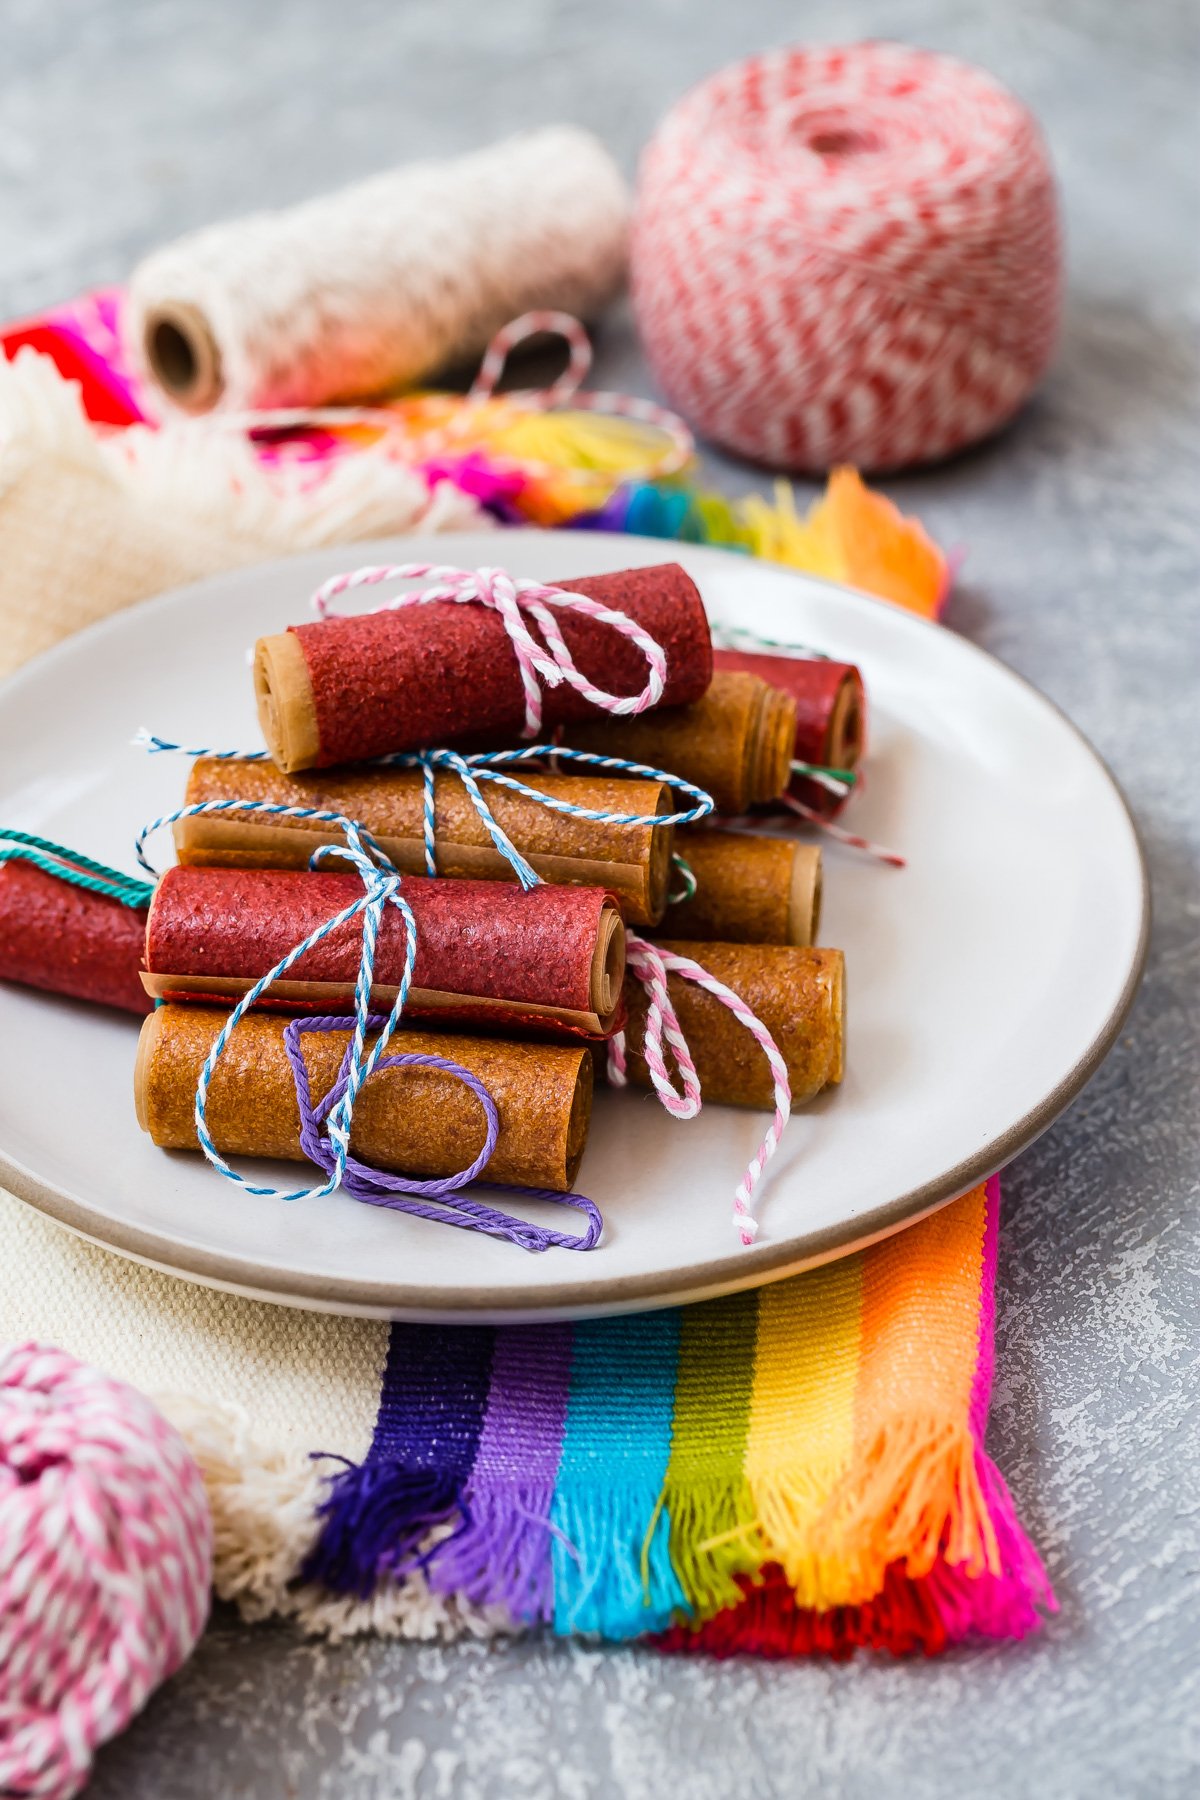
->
[744,1256,864,1600]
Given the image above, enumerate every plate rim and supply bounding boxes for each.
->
[0,530,1151,1320]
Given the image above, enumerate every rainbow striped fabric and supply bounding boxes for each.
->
[301,1178,1052,1653]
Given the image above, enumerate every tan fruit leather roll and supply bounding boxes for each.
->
[558,671,796,815]
[664,831,822,946]
[173,759,674,927]
[135,1005,592,1191]
[621,941,844,1110]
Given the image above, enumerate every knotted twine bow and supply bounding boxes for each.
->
[136,808,601,1251]
[311,561,670,740]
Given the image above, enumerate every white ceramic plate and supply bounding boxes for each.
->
[0,530,1147,1321]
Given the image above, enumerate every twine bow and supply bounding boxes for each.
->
[136,734,715,894]
[135,805,602,1250]
[310,562,669,739]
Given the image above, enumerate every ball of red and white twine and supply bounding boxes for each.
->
[0,1344,211,1800]
[631,41,1062,472]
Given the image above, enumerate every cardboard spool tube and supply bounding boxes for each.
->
[175,758,675,927]
[140,867,625,1038]
[142,301,224,413]
[560,672,797,816]
[134,1005,593,1191]
[664,831,822,947]
[621,941,844,1110]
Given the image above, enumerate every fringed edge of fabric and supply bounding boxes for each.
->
[158,1396,514,1644]
[422,1482,557,1624]
[0,345,486,551]
[164,1397,1052,1653]
[748,1420,1054,1613]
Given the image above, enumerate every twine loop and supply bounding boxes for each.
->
[0,830,153,909]
[309,562,669,738]
[610,934,793,1245]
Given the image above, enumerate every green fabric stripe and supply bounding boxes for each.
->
[661,1286,761,1615]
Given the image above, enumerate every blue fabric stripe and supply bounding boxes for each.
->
[550,1309,687,1638]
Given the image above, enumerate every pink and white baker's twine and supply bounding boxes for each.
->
[780,789,906,869]
[311,562,669,739]
[0,1344,212,1800]
[464,309,695,482]
[609,935,793,1245]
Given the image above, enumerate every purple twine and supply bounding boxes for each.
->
[282,1015,601,1253]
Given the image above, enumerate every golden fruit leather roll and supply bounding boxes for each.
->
[142,867,625,1040]
[558,671,796,815]
[664,831,822,947]
[621,941,844,1110]
[254,564,713,772]
[174,759,674,927]
[135,1005,592,1191]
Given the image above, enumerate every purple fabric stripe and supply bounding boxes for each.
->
[473,1324,574,1486]
[426,1322,574,1622]
[300,1323,494,1596]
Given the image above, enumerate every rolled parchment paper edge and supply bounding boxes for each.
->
[748,683,800,806]
[788,844,823,946]
[254,632,321,773]
[827,669,867,770]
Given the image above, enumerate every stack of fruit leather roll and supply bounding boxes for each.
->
[142,866,626,1041]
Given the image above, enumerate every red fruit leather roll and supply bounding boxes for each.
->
[142,867,626,1040]
[713,648,866,819]
[0,860,151,1015]
[254,563,714,772]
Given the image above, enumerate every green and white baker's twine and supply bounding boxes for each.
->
[0,830,153,909]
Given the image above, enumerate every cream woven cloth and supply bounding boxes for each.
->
[0,347,497,1637]
[0,347,481,674]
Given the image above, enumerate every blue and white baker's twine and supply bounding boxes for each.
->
[135,731,715,890]
[150,814,417,1204]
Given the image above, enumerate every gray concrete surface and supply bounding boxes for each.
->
[3,1,1198,1795]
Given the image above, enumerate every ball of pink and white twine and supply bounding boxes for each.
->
[0,1344,211,1800]
[632,41,1062,471]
